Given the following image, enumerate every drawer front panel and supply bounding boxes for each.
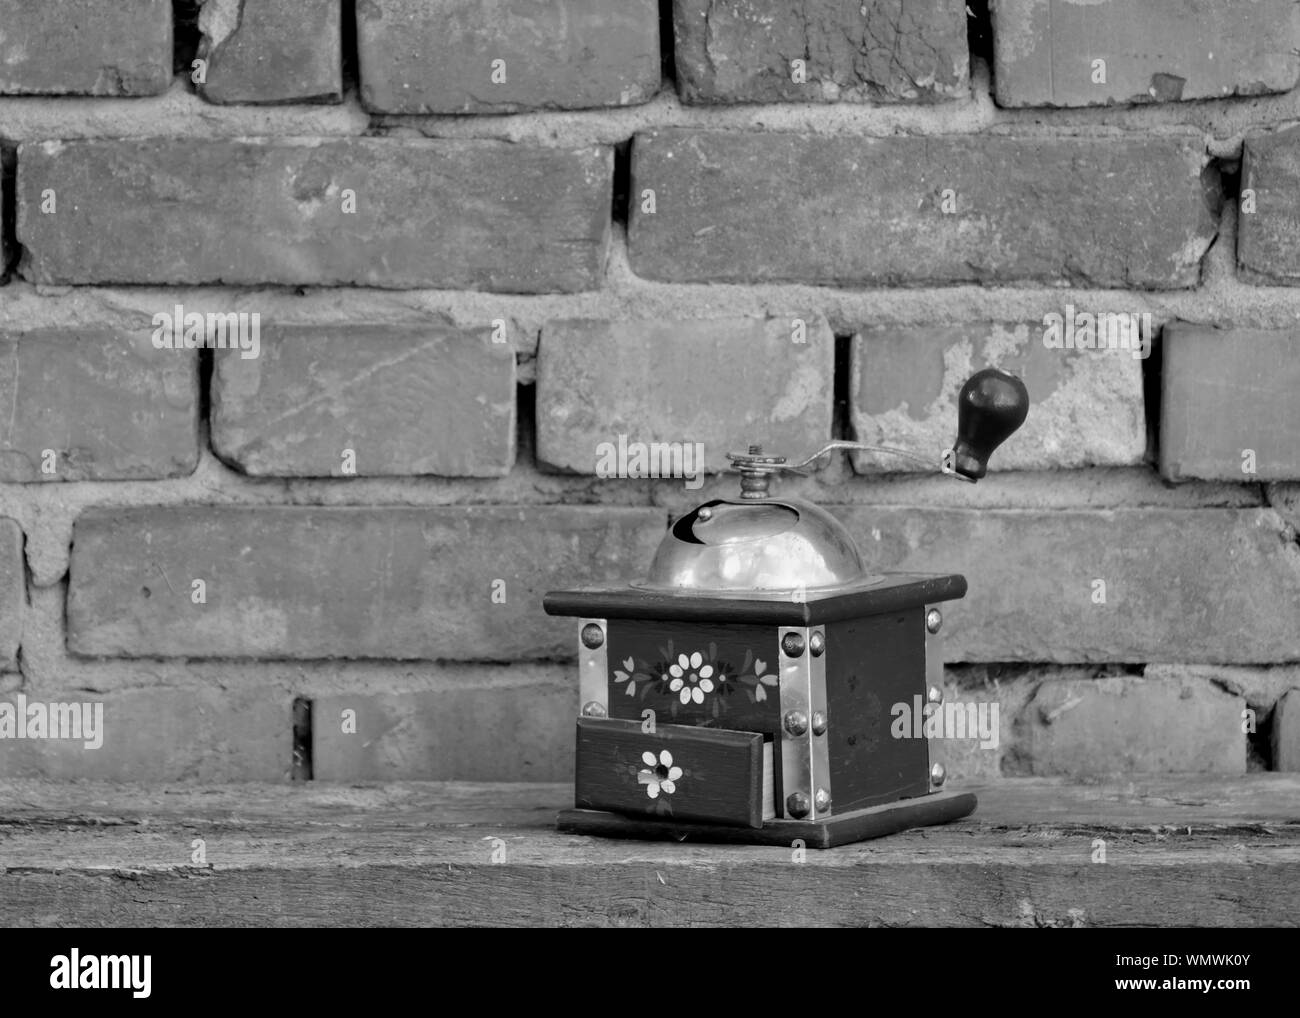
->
[575,717,766,828]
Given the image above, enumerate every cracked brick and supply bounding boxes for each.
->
[674,0,969,104]
[211,323,515,477]
[197,0,342,105]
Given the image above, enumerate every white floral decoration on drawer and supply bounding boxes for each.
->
[637,749,683,799]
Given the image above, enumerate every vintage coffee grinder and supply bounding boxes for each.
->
[545,368,1029,847]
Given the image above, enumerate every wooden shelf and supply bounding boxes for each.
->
[1,776,1297,927]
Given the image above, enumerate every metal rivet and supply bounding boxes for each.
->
[809,631,825,656]
[814,788,831,813]
[930,762,947,787]
[811,710,827,736]
[925,608,943,634]
[781,631,805,658]
[786,792,810,819]
[783,710,809,737]
[927,685,943,706]
[697,506,713,521]
[580,623,605,649]
[581,701,607,718]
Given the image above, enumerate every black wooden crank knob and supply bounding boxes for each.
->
[951,368,1030,481]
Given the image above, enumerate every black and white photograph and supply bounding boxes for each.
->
[0,0,1294,984]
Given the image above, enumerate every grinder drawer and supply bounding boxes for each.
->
[575,717,773,829]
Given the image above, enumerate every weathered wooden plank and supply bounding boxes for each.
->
[3,841,1296,928]
[2,775,1295,828]
[1,778,1296,927]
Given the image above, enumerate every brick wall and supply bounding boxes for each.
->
[1,0,1298,782]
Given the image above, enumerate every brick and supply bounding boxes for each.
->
[0,688,290,781]
[991,0,1300,108]
[0,329,198,481]
[211,324,515,478]
[835,507,1300,663]
[536,316,833,475]
[1161,323,1300,482]
[1274,689,1300,771]
[926,666,1221,781]
[1145,663,1300,715]
[925,666,1039,782]
[628,130,1215,289]
[357,0,660,113]
[0,0,173,96]
[313,672,574,781]
[851,322,1146,474]
[17,139,612,292]
[674,0,968,105]
[1239,127,1300,286]
[1269,482,1300,533]
[197,0,342,105]
[1021,676,1244,776]
[0,519,21,669]
[67,507,665,661]
[0,146,11,276]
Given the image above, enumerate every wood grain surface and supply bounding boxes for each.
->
[1,776,1297,927]
[543,573,966,625]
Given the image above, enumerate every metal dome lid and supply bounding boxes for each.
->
[640,494,873,596]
